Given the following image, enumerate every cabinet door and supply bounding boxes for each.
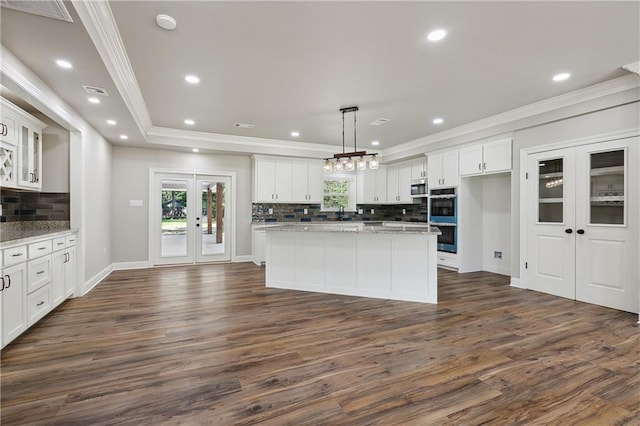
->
[18,124,42,189]
[0,141,18,188]
[483,139,512,174]
[375,167,387,203]
[2,262,27,347]
[411,158,427,180]
[274,159,292,202]
[254,158,276,202]
[387,167,400,202]
[0,108,19,146]
[51,251,66,306]
[442,150,459,187]
[307,160,324,203]
[65,247,76,298]
[459,145,484,176]
[398,165,413,203]
[291,159,309,202]
[427,153,443,188]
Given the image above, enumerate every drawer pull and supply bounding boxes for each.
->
[57,242,65,246]
[12,253,24,257]
[37,247,46,251]
[4,275,10,288]
[37,270,45,275]
[36,301,45,307]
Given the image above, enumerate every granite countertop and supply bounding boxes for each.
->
[0,229,77,249]
[258,222,440,235]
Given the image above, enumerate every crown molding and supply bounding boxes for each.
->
[1,45,84,132]
[71,0,153,135]
[147,126,340,158]
[383,74,640,159]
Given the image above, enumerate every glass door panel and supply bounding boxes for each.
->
[589,149,624,225]
[196,176,230,262]
[160,179,191,259]
[537,158,564,223]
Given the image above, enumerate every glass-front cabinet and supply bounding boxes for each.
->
[537,158,564,223]
[18,123,42,190]
[589,149,624,225]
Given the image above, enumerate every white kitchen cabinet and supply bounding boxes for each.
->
[254,156,292,202]
[459,139,512,176]
[252,225,267,265]
[357,166,387,204]
[1,98,46,191]
[411,157,428,180]
[387,162,413,203]
[52,242,76,305]
[291,159,323,203]
[1,262,28,347]
[428,150,459,189]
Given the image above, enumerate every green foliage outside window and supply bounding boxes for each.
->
[323,179,350,211]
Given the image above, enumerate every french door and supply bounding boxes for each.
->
[526,138,638,313]
[152,173,231,265]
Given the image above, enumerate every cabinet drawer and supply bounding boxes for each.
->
[28,255,52,293]
[65,235,77,247]
[437,251,458,269]
[52,237,67,251]
[28,240,52,259]
[3,245,27,267]
[27,284,52,327]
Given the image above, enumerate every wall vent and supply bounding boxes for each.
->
[234,122,255,129]
[82,85,109,96]
[0,0,73,22]
[370,118,390,126]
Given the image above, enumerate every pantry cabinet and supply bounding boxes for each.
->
[1,97,45,191]
[428,150,459,189]
[459,139,512,176]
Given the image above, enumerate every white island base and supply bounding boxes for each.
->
[265,227,438,304]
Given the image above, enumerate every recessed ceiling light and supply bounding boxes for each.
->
[106,119,117,125]
[156,14,177,31]
[371,140,380,146]
[192,148,199,153]
[553,72,571,82]
[184,119,195,125]
[185,75,200,84]
[119,134,128,140]
[88,97,100,104]
[291,131,300,137]
[432,117,444,125]
[56,59,72,69]
[427,29,447,42]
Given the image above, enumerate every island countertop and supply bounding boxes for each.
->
[257,222,441,235]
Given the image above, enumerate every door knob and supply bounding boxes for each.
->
[196,224,200,227]
[565,228,573,234]
[576,229,585,235]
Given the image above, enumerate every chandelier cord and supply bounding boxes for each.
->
[353,110,357,152]
[342,110,346,154]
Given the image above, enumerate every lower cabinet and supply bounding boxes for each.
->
[437,251,458,269]
[1,263,28,346]
[27,283,51,327]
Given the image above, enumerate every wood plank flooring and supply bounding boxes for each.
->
[1,263,639,424]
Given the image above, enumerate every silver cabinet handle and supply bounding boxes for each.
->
[1,277,4,291]
[4,275,10,288]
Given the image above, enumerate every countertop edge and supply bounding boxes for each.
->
[0,229,78,249]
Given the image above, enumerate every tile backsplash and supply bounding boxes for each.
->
[253,199,427,223]
[0,189,70,241]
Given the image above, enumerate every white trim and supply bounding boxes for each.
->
[233,255,253,263]
[71,0,153,135]
[112,261,152,271]
[82,264,113,296]
[510,277,523,289]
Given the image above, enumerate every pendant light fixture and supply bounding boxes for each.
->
[324,106,379,173]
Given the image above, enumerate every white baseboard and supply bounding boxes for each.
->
[233,255,253,263]
[112,261,152,270]
[82,264,113,296]
[510,277,524,288]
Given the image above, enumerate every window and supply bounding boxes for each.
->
[322,175,356,211]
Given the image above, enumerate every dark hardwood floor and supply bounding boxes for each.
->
[1,263,639,424]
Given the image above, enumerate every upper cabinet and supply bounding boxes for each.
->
[459,139,512,177]
[428,150,459,189]
[387,162,413,203]
[357,166,387,204]
[1,98,46,191]
[410,157,427,180]
[291,159,323,203]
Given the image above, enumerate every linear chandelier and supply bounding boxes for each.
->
[323,106,379,173]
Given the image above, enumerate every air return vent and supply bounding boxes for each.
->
[370,118,390,126]
[82,85,109,96]
[0,0,73,22]
[234,122,254,129]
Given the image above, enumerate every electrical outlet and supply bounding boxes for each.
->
[402,209,406,215]
[268,208,273,215]
[370,209,375,214]
[358,209,363,215]
[494,251,502,259]
[303,208,308,214]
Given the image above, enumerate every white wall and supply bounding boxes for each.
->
[111,146,252,263]
[481,173,511,275]
[38,114,70,193]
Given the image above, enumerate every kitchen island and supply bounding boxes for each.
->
[263,223,440,304]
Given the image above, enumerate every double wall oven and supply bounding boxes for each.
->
[429,188,457,253]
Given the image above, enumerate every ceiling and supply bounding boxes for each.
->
[1,1,638,157]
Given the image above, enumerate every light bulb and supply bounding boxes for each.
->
[356,157,367,171]
[323,160,333,173]
[345,158,355,171]
[369,156,379,170]
[333,161,344,172]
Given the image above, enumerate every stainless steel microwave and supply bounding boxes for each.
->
[411,181,428,198]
